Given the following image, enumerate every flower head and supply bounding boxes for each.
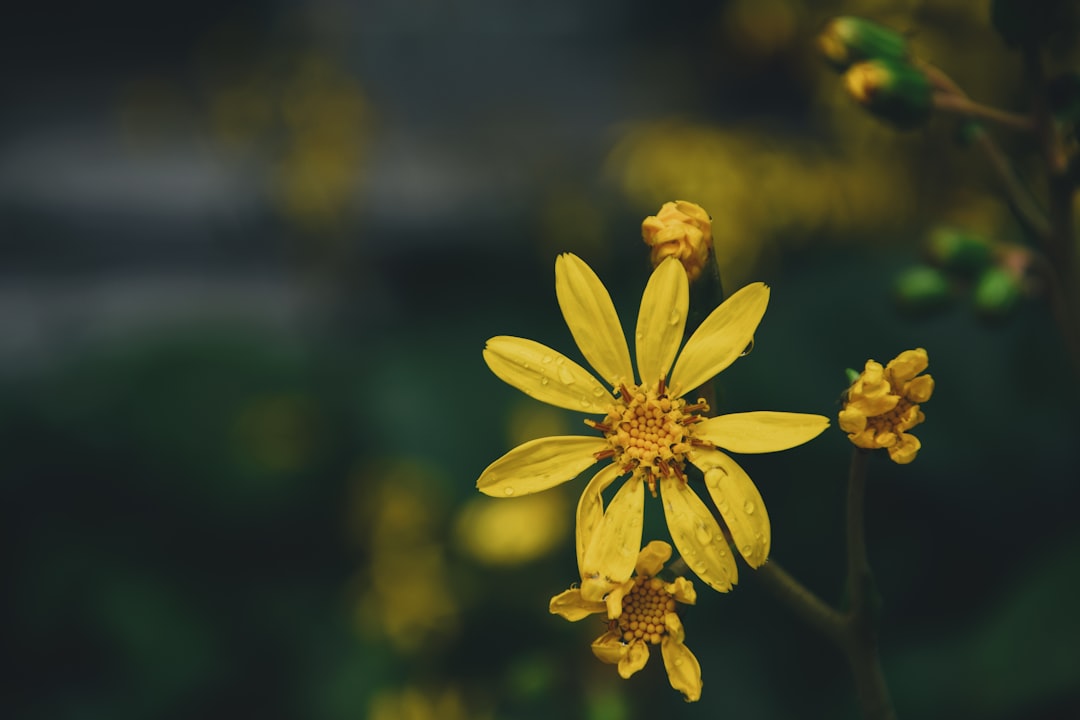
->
[839,348,934,464]
[477,252,829,595]
[641,201,713,282]
[550,540,702,702]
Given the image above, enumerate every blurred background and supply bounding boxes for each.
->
[3,0,1080,718]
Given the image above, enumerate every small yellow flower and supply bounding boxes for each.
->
[550,540,702,702]
[839,348,934,464]
[477,253,829,595]
[641,201,713,282]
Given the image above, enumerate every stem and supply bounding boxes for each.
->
[754,560,847,647]
[931,93,1036,132]
[844,449,896,720]
[916,59,1053,241]
[752,448,896,720]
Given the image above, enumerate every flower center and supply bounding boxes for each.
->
[585,380,710,495]
[866,396,915,438]
[612,575,677,645]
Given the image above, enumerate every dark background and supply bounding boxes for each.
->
[3,1,1079,718]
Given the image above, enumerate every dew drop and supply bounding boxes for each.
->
[580,398,592,408]
[740,337,755,357]
[704,471,722,489]
[695,526,712,545]
[592,387,605,397]
[555,356,565,365]
[542,354,553,364]
[741,544,752,557]
[717,501,730,515]
[558,366,576,384]
[673,657,684,667]
[540,377,549,385]
[503,487,515,496]
[743,500,756,515]
[668,309,681,326]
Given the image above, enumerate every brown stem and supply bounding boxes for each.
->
[931,92,1036,132]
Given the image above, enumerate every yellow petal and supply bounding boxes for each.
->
[688,448,770,568]
[618,640,650,679]
[581,478,645,601]
[669,282,769,397]
[477,435,605,497]
[661,634,702,702]
[905,374,934,403]
[659,475,738,592]
[604,579,635,620]
[555,254,635,388]
[483,336,615,413]
[576,464,622,576]
[634,257,689,388]
[887,347,928,383]
[665,577,697,606]
[837,407,868,434]
[888,433,921,464]
[591,630,627,665]
[635,540,673,578]
[549,588,605,621]
[694,411,829,454]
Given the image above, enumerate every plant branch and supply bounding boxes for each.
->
[931,92,1036,132]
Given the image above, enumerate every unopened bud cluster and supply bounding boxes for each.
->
[819,16,932,130]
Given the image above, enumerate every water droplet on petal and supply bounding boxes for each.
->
[503,487,515,496]
[558,366,576,384]
[695,526,712,545]
[592,387,605,397]
[540,377,549,385]
[740,338,755,357]
[741,544,752,556]
[704,471,722,489]
[542,354,553,364]
[743,500,755,515]
[555,356,565,365]
[668,309,681,326]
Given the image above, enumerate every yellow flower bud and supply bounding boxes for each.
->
[818,16,908,72]
[844,59,932,130]
[641,201,712,282]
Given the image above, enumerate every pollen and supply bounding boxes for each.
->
[613,575,678,645]
[585,381,709,495]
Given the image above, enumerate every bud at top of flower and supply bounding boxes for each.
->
[641,201,712,282]
[844,59,932,130]
[818,16,908,72]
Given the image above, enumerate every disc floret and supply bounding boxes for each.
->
[585,380,712,496]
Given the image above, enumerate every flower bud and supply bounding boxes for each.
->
[844,59,932,129]
[926,227,993,274]
[818,16,908,72]
[973,266,1022,319]
[641,201,712,282]
[894,265,951,314]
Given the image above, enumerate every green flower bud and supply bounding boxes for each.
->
[973,266,1022,319]
[844,59,932,129]
[818,16,908,72]
[926,227,993,274]
[894,265,952,314]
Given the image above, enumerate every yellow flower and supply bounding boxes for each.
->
[550,540,702,702]
[839,348,934,464]
[641,201,713,282]
[477,253,829,595]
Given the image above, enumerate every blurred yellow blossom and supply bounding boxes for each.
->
[839,348,934,464]
[550,541,702,702]
[454,492,570,566]
[641,201,713,282]
[349,460,459,652]
[368,685,486,720]
[477,252,829,595]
